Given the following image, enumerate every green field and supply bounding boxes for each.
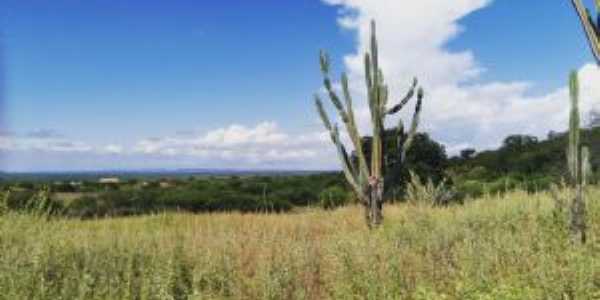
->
[2,188,600,299]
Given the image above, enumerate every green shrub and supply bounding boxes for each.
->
[3,188,63,215]
[455,180,485,198]
[486,176,519,195]
[522,176,555,193]
[5,190,36,210]
[319,186,349,210]
[465,166,490,180]
[157,188,208,211]
[66,190,160,218]
[65,195,103,218]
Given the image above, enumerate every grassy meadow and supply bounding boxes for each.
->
[2,188,600,299]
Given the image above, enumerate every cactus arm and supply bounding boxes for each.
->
[319,51,349,122]
[401,88,424,162]
[367,20,384,179]
[364,54,373,96]
[568,71,581,183]
[370,99,383,178]
[319,51,370,187]
[331,125,364,200]
[365,54,376,125]
[586,8,600,38]
[368,20,382,178]
[387,78,418,115]
[340,73,353,111]
[315,95,333,131]
[571,0,600,64]
[378,70,388,111]
[380,82,389,116]
[582,146,591,186]
[370,20,379,94]
[315,95,365,200]
[395,118,405,150]
[341,73,370,186]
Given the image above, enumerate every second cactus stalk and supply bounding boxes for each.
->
[567,71,591,244]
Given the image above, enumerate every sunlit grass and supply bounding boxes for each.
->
[2,188,600,299]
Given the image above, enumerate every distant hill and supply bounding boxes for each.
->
[0,169,335,183]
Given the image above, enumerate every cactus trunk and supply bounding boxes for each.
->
[567,71,589,245]
[315,20,423,228]
[363,177,384,227]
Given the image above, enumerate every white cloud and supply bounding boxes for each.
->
[0,135,15,150]
[324,0,489,87]
[0,133,93,153]
[102,144,124,155]
[132,122,334,167]
[0,130,123,155]
[321,0,600,154]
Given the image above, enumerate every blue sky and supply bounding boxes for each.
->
[3,1,350,139]
[1,0,599,171]
[447,0,590,92]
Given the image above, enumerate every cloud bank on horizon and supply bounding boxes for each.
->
[2,0,600,171]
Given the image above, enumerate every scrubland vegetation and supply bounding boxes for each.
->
[2,187,600,299]
[0,174,351,218]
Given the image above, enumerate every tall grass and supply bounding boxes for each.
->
[1,188,600,299]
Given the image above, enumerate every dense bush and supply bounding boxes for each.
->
[454,180,485,199]
[65,195,104,218]
[157,188,208,211]
[486,176,520,195]
[3,189,63,215]
[65,190,160,218]
[59,175,326,218]
[319,186,349,210]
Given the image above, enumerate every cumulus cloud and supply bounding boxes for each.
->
[0,129,123,155]
[0,134,92,153]
[102,144,124,155]
[132,122,334,168]
[321,0,600,154]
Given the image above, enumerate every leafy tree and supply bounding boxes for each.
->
[501,134,538,151]
[356,131,448,200]
[319,186,349,210]
[460,148,476,160]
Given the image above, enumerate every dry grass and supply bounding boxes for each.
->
[2,188,600,299]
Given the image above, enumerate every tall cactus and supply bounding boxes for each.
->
[315,20,423,228]
[567,71,590,244]
[571,0,600,64]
